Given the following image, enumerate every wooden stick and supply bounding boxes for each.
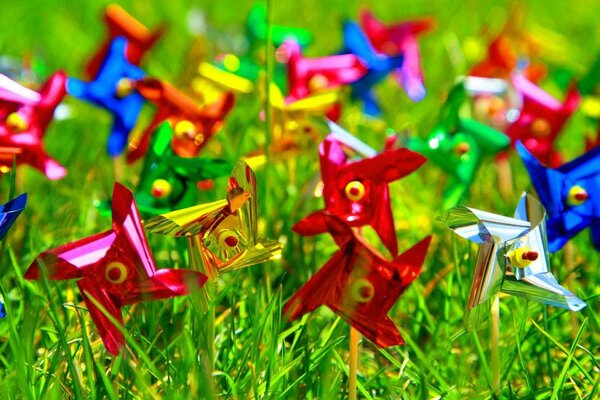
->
[490,295,500,394]
[349,327,360,400]
[497,157,513,199]
[563,242,579,339]
[113,154,124,182]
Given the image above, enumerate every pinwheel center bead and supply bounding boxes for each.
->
[487,96,505,115]
[217,229,239,248]
[223,54,241,72]
[350,278,375,303]
[105,262,128,284]
[194,133,205,146]
[567,185,588,206]
[151,179,172,198]
[308,74,329,92]
[454,142,470,155]
[345,181,365,202]
[507,247,539,268]
[6,112,27,132]
[218,229,240,249]
[174,120,196,139]
[285,120,299,131]
[531,118,551,138]
[116,78,135,98]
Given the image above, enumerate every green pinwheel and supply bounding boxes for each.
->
[98,122,232,216]
[214,4,312,89]
[408,82,510,208]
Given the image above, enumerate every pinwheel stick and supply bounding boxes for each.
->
[490,295,500,393]
[563,241,574,270]
[113,154,125,182]
[563,242,580,339]
[349,327,360,400]
[497,157,513,199]
[199,304,217,400]
[262,0,274,225]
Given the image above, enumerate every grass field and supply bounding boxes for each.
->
[0,0,599,399]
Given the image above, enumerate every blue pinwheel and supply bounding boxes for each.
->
[342,21,404,116]
[518,141,600,252]
[67,36,146,156]
[0,193,27,241]
[0,192,27,318]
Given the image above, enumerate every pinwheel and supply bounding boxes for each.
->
[96,122,232,216]
[67,37,146,156]
[145,160,282,280]
[502,74,580,167]
[25,183,206,355]
[285,214,431,347]
[280,40,366,101]
[213,53,267,87]
[342,21,404,116]
[215,5,311,88]
[0,54,44,87]
[0,192,27,243]
[0,72,67,179]
[294,134,426,256]
[359,9,435,101]
[0,146,22,170]
[246,4,312,49]
[470,35,546,83]
[469,11,547,83]
[133,122,232,215]
[265,83,340,154]
[518,141,600,252]
[438,192,586,330]
[461,76,521,131]
[127,78,234,163]
[85,4,164,79]
[407,82,510,208]
[189,62,254,106]
[0,192,27,318]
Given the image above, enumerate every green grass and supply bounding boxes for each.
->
[0,0,599,399]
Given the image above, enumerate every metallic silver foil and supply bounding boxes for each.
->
[438,193,586,330]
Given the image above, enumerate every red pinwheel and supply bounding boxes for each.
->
[85,4,164,79]
[293,135,426,256]
[0,72,67,179]
[25,183,206,355]
[469,19,546,83]
[503,74,580,167]
[359,9,435,101]
[285,214,431,348]
[127,78,234,163]
[280,40,367,101]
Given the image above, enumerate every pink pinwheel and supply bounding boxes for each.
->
[280,40,367,101]
[360,9,435,101]
[503,74,580,167]
[0,72,67,179]
[293,135,426,257]
[25,183,206,355]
